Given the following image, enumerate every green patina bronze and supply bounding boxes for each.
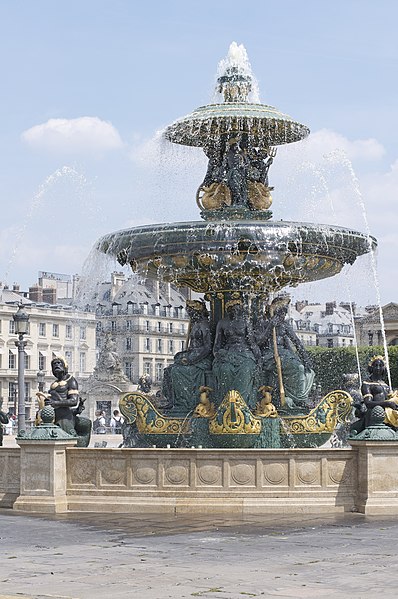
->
[100,43,377,449]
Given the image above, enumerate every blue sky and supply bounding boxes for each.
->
[0,0,397,306]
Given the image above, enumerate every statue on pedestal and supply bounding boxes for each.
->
[212,299,260,408]
[351,355,398,435]
[37,356,92,447]
[257,297,315,410]
[162,300,212,413]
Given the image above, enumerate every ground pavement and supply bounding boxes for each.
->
[0,508,397,599]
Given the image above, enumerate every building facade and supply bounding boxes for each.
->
[0,287,96,421]
[93,273,190,386]
[288,301,355,348]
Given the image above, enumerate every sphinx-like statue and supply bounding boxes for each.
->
[257,297,315,410]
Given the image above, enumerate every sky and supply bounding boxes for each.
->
[0,0,397,307]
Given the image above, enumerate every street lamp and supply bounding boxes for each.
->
[36,370,45,393]
[13,303,30,433]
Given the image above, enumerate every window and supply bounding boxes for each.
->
[24,353,30,370]
[8,350,16,369]
[111,321,117,332]
[9,320,15,334]
[145,338,151,352]
[157,321,162,332]
[52,324,59,337]
[145,320,150,332]
[126,337,132,350]
[327,338,333,348]
[180,340,185,351]
[169,322,173,333]
[124,361,134,381]
[38,352,46,371]
[168,340,174,354]
[157,339,162,353]
[96,321,102,333]
[155,362,163,382]
[342,338,346,346]
[66,324,72,339]
[79,352,86,372]
[8,381,17,404]
[180,324,186,334]
[143,361,152,377]
[80,326,86,340]
[65,351,72,370]
[24,382,30,402]
[39,323,46,336]
[126,320,133,331]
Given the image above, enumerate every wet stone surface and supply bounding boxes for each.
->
[0,509,398,598]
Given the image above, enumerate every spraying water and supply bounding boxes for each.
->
[2,166,91,289]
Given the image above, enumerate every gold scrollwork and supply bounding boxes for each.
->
[209,390,262,435]
[119,392,191,435]
[280,390,353,435]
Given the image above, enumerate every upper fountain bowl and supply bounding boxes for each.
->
[164,102,310,148]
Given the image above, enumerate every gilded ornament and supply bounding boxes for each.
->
[209,390,262,435]
[281,390,352,435]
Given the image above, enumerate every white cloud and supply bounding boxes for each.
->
[21,117,124,154]
[300,128,385,163]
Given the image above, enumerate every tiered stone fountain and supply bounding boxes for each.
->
[97,43,374,449]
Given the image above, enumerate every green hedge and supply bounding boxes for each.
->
[307,346,398,393]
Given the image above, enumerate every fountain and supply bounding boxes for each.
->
[96,43,375,449]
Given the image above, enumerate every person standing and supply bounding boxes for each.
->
[110,409,123,434]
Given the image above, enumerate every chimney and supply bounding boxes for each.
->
[12,283,20,293]
[43,287,57,304]
[340,302,356,316]
[295,300,308,312]
[29,285,43,302]
[325,301,336,316]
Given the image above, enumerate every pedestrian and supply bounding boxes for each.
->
[110,409,123,434]
[93,410,107,434]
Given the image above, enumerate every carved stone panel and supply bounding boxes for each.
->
[68,456,96,486]
[100,457,127,487]
[263,461,289,486]
[131,458,158,486]
[229,460,256,487]
[196,460,223,487]
[163,459,190,487]
[24,452,51,492]
[295,460,321,486]
[327,459,353,486]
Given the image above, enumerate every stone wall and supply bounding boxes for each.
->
[3,444,398,515]
[0,449,20,507]
[66,447,357,514]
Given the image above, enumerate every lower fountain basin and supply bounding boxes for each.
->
[97,220,375,293]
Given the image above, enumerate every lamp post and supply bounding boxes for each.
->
[36,369,45,393]
[13,303,30,434]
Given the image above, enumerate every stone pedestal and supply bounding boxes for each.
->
[350,440,398,515]
[13,439,77,514]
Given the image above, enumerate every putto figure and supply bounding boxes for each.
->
[38,356,92,447]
